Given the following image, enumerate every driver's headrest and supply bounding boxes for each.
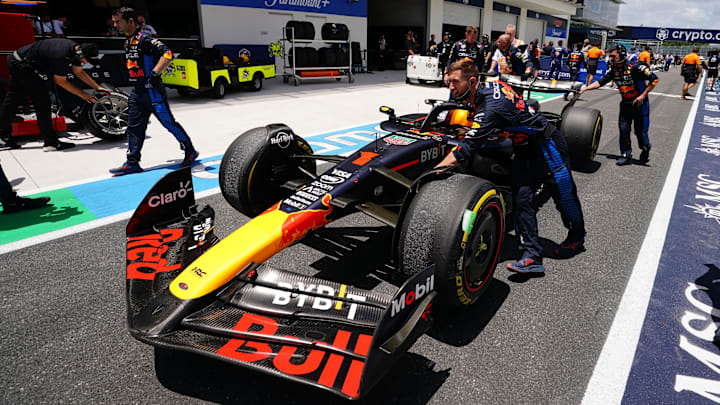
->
[447,109,480,128]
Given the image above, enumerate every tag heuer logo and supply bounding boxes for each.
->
[656,28,669,41]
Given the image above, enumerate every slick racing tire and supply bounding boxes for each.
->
[398,174,505,307]
[85,91,129,140]
[560,106,602,163]
[219,124,316,217]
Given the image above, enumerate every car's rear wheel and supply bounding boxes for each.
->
[560,107,602,163]
[248,73,263,92]
[398,174,505,307]
[219,124,316,217]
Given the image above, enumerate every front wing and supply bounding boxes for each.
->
[125,168,437,400]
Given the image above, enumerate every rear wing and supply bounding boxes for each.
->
[125,169,437,400]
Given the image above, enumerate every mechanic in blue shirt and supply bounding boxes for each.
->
[436,60,587,274]
[580,45,658,165]
[548,40,568,80]
[109,7,198,176]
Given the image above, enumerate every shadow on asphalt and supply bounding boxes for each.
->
[155,347,448,405]
[427,278,511,347]
[695,264,720,348]
[573,159,602,174]
[598,152,651,167]
[0,204,81,230]
[303,225,398,290]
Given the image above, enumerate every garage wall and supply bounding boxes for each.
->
[443,2,481,28]
[201,5,367,72]
[526,18,545,43]
[492,11,517,33]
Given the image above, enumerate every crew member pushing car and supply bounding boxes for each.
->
[580,45,658,165]
[0,39,109,150]
[436,60,587,274]
[109,7,198,175]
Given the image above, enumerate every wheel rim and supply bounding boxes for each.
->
[253,77,261,89]
[91,94,128,135]
[218,83,225,96]
[463,204,502,290]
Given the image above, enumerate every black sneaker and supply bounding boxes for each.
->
[42,141,75,152]
[2,196,51,214]
[180,149,199,168]
[0,138,21,149]
[616,154,632,166]
[554,237,586,258]
[639,147,651,163]
[109,161,143,176]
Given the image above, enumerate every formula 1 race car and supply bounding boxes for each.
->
[124,82,601,399]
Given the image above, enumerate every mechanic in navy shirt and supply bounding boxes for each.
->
[548,40,568,80]
[436,60,587,274]
[0,39,110,151]
[109,7,198,176]
[566,43,587,82]
[580,45,658,165]
[444,25,481,81]
[706,49,719,92]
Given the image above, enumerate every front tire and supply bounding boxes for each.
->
[560,107,603,163]
[398,174,505,307]
[212,78,227,99]
[219,124,316,217]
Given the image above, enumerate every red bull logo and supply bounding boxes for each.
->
[279,194,333,248]
[126,60,140,69]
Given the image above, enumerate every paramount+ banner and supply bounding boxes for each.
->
[201,0,368,17]
[628,26,720,44]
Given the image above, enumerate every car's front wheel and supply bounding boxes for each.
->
[398,174,505,307]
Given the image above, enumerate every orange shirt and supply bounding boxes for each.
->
[682,53,701,66]
[586,47,605,59]
[638,51,651,64]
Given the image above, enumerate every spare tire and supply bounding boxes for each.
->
[398,174,505,307]
[560,106,602,164]
[285,21,315,40]
[85,91,129,140]
[321,23,349,41]
[219,124,316,217]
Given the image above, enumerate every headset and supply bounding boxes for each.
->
[613,44,628,64]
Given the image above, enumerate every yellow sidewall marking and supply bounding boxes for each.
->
[461,189,497,244]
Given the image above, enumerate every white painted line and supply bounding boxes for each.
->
[581,76,704,404]
[0,93,567,255]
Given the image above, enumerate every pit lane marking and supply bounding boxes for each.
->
[581,73,704,405]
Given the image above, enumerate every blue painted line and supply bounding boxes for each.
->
[620,82,720,403]
[67,123,386,219]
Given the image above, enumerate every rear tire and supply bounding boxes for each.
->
[398,174,505,307]
[560,107,602,163]
[212,78,227,99]
[84,91,129,141]
[248,73,263,92]
[219,124,316,217]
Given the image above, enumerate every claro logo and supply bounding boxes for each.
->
[148,180,193,207]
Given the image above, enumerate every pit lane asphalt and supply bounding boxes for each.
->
[0,71,695,404]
